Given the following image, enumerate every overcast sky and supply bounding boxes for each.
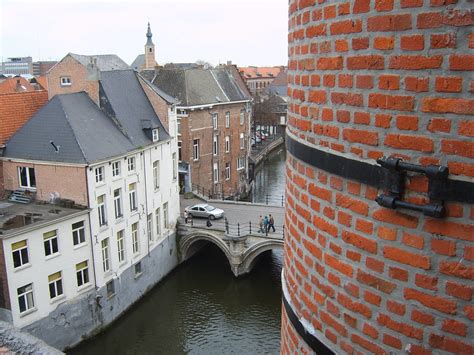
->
[0,0,288,67]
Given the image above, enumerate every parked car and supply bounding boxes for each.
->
[185,203,224,220]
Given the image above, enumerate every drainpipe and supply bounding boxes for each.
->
[85,166,98,290]
[142,151,150,257]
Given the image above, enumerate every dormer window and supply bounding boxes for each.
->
[60,76,71,86]
[152,129,159,142]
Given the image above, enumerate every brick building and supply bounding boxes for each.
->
[282,1,473,354]
[239,66,285,96]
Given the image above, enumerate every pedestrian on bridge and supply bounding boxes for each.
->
[263,216,269,235]
[258,215,264,233]
[268,214,276,233]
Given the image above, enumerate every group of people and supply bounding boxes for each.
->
[258,214,275,234]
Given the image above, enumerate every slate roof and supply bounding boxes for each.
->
[3,92,134,164]
[238,66,282,79]
[264,70,288,97]
[69,53,129,71]
[151,65,251,107]
[130,54,145,71]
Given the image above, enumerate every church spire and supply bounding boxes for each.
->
[146,22,153,46]
[144,22,157,69]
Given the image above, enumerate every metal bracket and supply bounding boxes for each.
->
[376,157,448,218]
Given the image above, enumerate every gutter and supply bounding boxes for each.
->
[177,99,251,110]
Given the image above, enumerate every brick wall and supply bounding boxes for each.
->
[3,161,88,206]
[283,1,473,354]
[138,76,170,131]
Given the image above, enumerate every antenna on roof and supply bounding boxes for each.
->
[50,141,60,153]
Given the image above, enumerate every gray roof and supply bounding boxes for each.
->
[151,65,251,107]
[130,54,145,71]
[69,53,129,71]
[137,72,179,104]
[99,70,170,147]
[4,93,134,164]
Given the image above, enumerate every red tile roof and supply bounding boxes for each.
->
[0,91,48,145]
[35,76,48,90]
[0,77,36,94]
[238,66,283,80]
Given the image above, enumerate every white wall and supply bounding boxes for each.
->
[3,211,94,328]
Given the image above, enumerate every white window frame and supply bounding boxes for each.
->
[225,136,230,153]
[18,167,36,189]
[97,194,107,226]
[225,162,231,180]
[177,119,181,136]
[72,221,86,246]
[193,139,200,161]
[213,163,219,183]
[106,280,115,297]
[212,113,218,130]
[101,238,111,273]
[147,214,153,242]
[112,161,121,177]
[240,110,245,125]
[95,166,104,184]
[113,188,123,219]
[213,136,218,156]
[60,76,71,86]
[76,261,89,287]
[237,157,245,170]
[152,129,159,142]
[17,283,35,314]
[48,272,63,300]
[178,141,182,161]
[117,230,126,263]
[172,153,177,180]
[134,261,142,276]
[155,208,161,238]
[240,133,245,150]
[153,161,160,190]
[163,203,169,230]
[128,156,136,172]
[43,230,59,257]
[225,111,230,128]
[12,240,29,269]
[129,183,137,212]
[132,222,139,254]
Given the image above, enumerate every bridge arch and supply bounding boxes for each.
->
[239,240,284,276]
[179,230,233,265]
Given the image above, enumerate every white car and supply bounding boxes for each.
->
[185,203,224,220]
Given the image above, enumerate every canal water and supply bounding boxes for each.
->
[70,150,287,355]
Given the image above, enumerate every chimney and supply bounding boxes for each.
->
[227,60,232,66]
[15,79,22,92]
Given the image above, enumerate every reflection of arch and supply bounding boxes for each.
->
[180,231,232,264]
[240,240,284,275]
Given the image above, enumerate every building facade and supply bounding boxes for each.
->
[0,57,33,76]
[238,66,284,96]
[282,1,473,354]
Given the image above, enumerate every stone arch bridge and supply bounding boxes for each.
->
[178,222,284,277]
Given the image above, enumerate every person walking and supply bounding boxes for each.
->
[268,214,275,233]
[263,216,269,235]
[206,216,212,227]
[258,215,264,233]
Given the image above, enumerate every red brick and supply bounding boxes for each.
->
[390,55,443,70]
[424,219,473,241]
[352,334,385,354]
[440,260,473,280]
[325,253,353,277]
[396,115,418,131]
[415,274,438,291]
[330,19,362,35]
[401,34,425,50]
[450,55,474,70]
[368,14,412,31]
[442,319,468,337]
[429,334,473,353]
[405,76,429,92]
[431,32,457,49]
[347,55,385,70]
[412,309,435,326]
[352,0,370,14]
[427,118,451,133]
[446,281,472,301]
[387,300,406,316]
[404,288,457,314]
[458,120,474,137]
[383,333,402,349]
[357,270,396,294]
[374,36,394,50]
[342,230,377,253]
[384,134,434,152]
[431,239,456,256]
[441,139,474,158]
[343,128,378,146]
[369,93,414,111]
[375,0,393,12]
[377,313,423,340]
[363,323,379,339]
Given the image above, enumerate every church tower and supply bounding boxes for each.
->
[144,22,157,69]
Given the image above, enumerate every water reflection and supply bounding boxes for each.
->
[252,149,287,205]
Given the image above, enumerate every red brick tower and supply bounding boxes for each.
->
[282,1,473,353]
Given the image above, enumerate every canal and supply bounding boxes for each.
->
[70,150,287,354]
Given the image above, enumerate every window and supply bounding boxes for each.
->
[106,280,115,297]
[177,119,181,135]
[134,262,142,276]
[112,161,121,177]
[128,156,136,172]
[48,272,63,300]
[155,208,161,238]
[163,203,169,229]
[152,129,159,142]
[225,136,230,153]
[113,188,123,219]
[193,139,200,160]
[153,161,160,190]
[225,111,230,128]
[117,230,126,263]
[213,163,219,183]
[12,240,29,268]
[97,195,107,226]
[237,157,245,170]
[212,113,218,130]
[178,141,182,161]
[17,284,35,313]
[101,238,111,272]
[225,162,231,180]
[213,136,219,156]
[76,261,89,287]
[95,166,104,183]
[132,222,139,254]
[172,153,177,180]
[147,214,153,242]
[240,133,245,149]
[18,167,36,189]
[240,110,245,125]
[60,76,71,86]
[43,230,59,257]
[72,221,86,246]
[129,183,137,212]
